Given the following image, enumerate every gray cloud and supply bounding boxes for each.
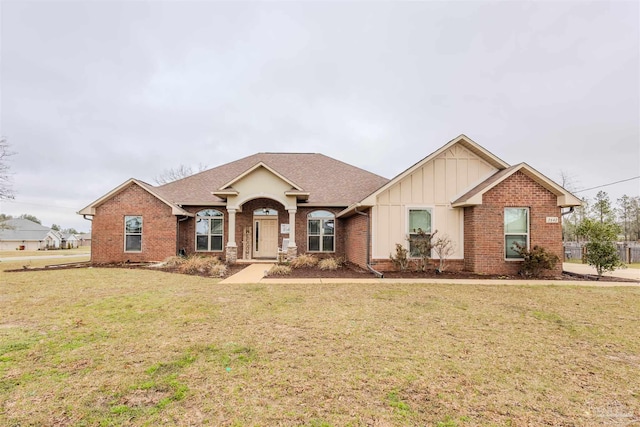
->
[1,1,638,231]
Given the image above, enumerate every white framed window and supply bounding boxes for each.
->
[124,215,142,252]
[407,208,433,257]
[505,207,529,259]
[308,210,335,252]
[196,209,224,251]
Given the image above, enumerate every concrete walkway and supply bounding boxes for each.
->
[219,262,639,286]
[219,263,275,284]
[562,262,640,281]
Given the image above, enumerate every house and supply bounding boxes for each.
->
[0,219,63,251]
[77,232,91,247]
[62,233,80,249]
[78,135,582,275]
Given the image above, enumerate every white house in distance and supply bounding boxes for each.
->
[0,218,63,251]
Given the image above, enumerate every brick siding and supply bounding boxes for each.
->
[464,171,563,275]
[343,210,369,268]
[91,184,177,263]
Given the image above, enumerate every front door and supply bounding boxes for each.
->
[254,218,278,258]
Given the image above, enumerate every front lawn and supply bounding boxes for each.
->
[1,268,638,426]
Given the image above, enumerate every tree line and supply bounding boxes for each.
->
[563,191,640,242]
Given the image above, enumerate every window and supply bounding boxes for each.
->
[308,210,335,252]
[124,216,142,252]
[196,209,224,251]
[505,208,529,259]
[408,208,432,257]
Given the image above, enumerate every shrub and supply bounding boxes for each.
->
[407,229,437,272]
[163,256,186,268]
[513,243,560,277]
[577,218,625,276]
[290,254,318,268]
[178,256,222,275]
[318,257,340,270]
[432,234,455,273]
[390,243,409,271]
[209,263,228,278]
[266,264,292,276]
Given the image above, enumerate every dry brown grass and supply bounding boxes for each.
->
[318,257,341,270]
[266,264,293,276]
[1,267,639,426]
[290,253,319,268]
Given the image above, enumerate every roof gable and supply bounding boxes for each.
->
[359,134,508,206]
[218,162,304,192]
[78,179,192,216]
[451,163,583,207]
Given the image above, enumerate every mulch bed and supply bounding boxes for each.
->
[5,260,636,283]
[283,262,637,283]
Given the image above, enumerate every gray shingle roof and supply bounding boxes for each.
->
[156,153,390,206]
[0,218,51,241]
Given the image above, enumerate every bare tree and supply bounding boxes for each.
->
[0,137,15,200]
[153,163,208,185]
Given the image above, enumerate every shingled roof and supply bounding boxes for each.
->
[156,153,390,206]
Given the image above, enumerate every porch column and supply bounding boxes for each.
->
[287,209,298,260]
[226,208,238,263]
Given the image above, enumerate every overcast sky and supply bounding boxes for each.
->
[1,0,638,232]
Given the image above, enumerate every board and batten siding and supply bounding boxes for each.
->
[372,145,498,259]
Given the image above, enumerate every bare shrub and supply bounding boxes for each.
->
[318,257,340,270]
[209,263,228,278]
[163,256,186,268]
[432,234,455,273]
[290,254,318,268]
[266,264,292,276]
[178,256,221,275]
[390,243,409,271]
[408,229,437,272]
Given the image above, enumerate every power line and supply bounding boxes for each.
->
[574,176,640,193]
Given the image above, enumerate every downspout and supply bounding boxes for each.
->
[561,207,575,216]
[354,206,384,278]
[176,215,190,256]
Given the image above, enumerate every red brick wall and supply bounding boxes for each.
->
[464,171,563,275]
[343,210,369,268]
[91,184,177,263]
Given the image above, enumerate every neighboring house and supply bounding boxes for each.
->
[0,219,62,250]
[62,233,80,249]
[79,135,582,275]
[78,233,91,247]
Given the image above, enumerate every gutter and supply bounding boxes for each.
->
[354,206,384,278]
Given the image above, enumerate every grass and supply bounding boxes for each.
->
[1,267,639,426]
[0,249,90,271]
